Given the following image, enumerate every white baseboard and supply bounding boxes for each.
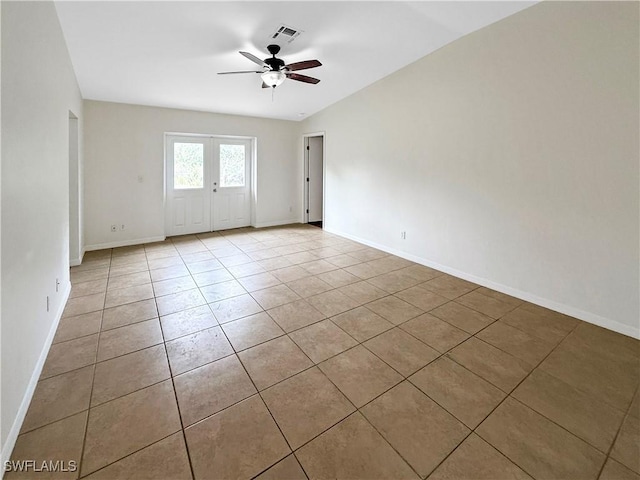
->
[0,281,72,473]
[252,219,300,229]
[326,227,640,340]
[70,247,86,267]
[84,235,166,252]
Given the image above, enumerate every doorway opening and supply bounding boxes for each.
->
[303,133,324,229]
[68,111,81,266]
[164,134,255,237]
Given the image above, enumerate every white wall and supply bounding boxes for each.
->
[301,1,639,337]
[84,101,300,249]
[1,0,83,462]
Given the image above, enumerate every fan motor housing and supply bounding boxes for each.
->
[265,57,285,70]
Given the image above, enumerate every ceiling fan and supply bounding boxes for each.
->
[218,44,322,89]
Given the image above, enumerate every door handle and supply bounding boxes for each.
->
[213,189,217,193]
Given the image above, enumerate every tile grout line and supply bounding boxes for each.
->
[39,263,568,431]
[77,239,210,478]
[77,431,180,479]
[21,292,553,466]
[61,226,638,479]
[595,382,640,479]
[249,453,310,480]
[61,268,510,428]
[164,229,343,475]
[191,229,386,478]
[242,286,449,477]
[504,321,635,423]
[72,242,419,321]
[455,318,584,480]
[165,234,224,480]
[263,285,494,478]
[348,297,580,479]
[195,234,310,479]
[348,309,504,478]
[66,235,375,408]
[77,247,113,478]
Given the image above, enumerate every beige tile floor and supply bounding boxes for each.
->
[9,224,640,479]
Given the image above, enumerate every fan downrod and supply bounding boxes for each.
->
[264,44,285,71]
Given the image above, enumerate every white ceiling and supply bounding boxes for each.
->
[55,1,535,121]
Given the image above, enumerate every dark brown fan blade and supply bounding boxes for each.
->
[240,51,266,66]
[285,60,322,71]
[286,73,321,84]
[262,82,270,88]
[218,70,263,75]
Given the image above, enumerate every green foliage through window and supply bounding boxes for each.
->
[220,144,246,187]
[174,143,204,189]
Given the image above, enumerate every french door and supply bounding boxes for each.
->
[211,138,252,231]
[165,135,252,236]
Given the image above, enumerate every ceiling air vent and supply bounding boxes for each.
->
[271,24,302,43]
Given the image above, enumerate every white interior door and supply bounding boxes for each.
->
[165,135,211,236]
[212,138,252,230]
[306,136,324,223]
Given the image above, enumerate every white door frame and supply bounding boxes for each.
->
[164,132,257,236]
[68,110,82,266]
[301,132,326,224]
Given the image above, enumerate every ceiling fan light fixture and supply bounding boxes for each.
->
[261,70,285,88]
[219,47,321,88]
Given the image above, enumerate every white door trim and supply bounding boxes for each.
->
[301,132,326,224]
[68,110,82,266]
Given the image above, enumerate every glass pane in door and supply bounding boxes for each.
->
[174,143,204,189]
[219,144,245,187]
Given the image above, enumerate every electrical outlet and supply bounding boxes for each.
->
[111,225,117,232]
[401,231,407,240]
[56,278,60,292]
[46,296,50,312]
